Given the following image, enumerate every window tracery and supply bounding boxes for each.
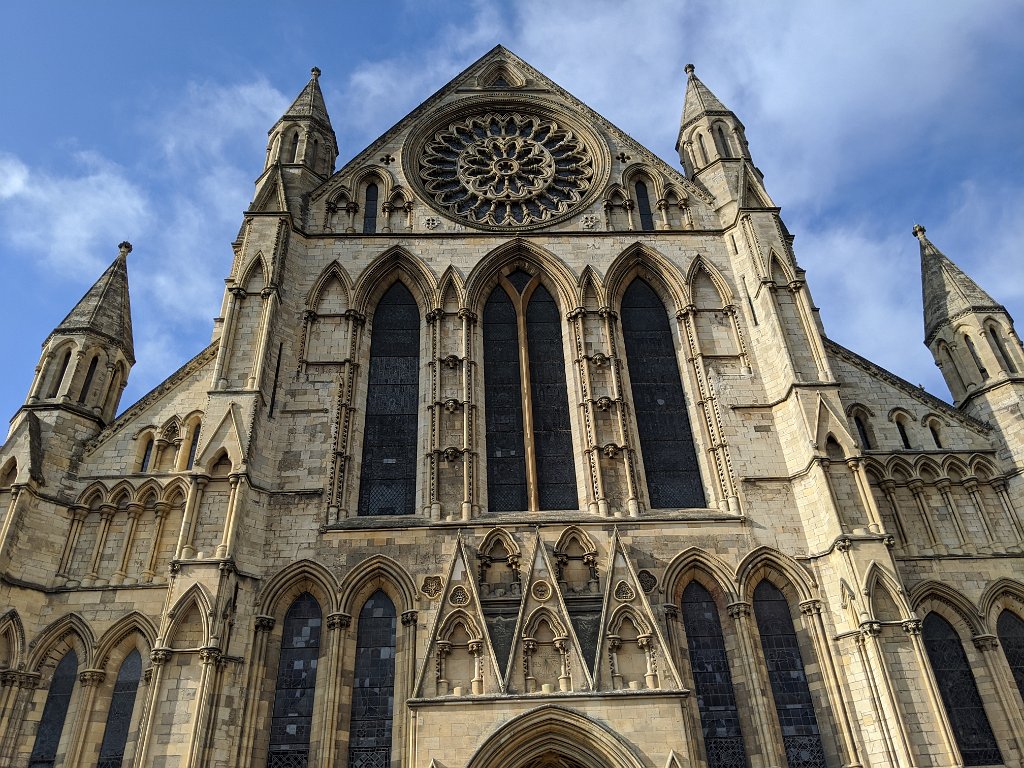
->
[268,593,322,768]
[348,590,396,768]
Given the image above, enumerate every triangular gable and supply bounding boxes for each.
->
[249,165,289,213]
[195,401,247,471]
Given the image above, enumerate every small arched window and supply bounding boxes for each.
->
[697,133,709,167]
[348,590,396,768]
[922,613,1001,766]
[363,183,379,234]
[139,438,154,473]
[895,417,912,450]
[964,334,987,379]
[928,421,943,450]
[48,349,72,398]
[268,593,322,766]
[78,356,99,404]
[288,132,300,163]
[752,581,826,768]
[988,324,1018,374]
[853,414,872,449]
[29,649,78,768]
[681,582,746,768]
[310,138,319,171]
[634,181,654,231]
[997,610,1024,705]
[715,125,732,158]
[97,649,142,768]
[186,425,201,470]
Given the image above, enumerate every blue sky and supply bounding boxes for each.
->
[2,1,1023,420]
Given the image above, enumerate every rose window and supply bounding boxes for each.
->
[419,112,595,228]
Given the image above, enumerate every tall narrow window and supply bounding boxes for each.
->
[752,581,826,768]
[139,439,154,473]
[964,335,987,379]
[697,133,709,167]
[48,350,71,399]
[310,139,319,172]
[997,610,1024,705]
[922,613,1001,766]
[358,283,420,516]
[348,590,396,768]
[268,593,322,767]
[483,270,577,512]
[97,649,142,768]
[363,183,379,234]
[187,425,201,470]
[28,649,78,768]
[854,415,872,449]
[682,582,747,768]
[288,132,299,163]
[896,418,912,449]
[928,422,943,449]
[620,278,705,508]
[78,356,98,404]
[988,325,1018,374]
[635,181,655,231]
[716,125,732,158]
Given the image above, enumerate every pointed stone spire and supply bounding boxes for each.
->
[51,241,135,363]
[262,67,338,183]
[916,224,1002,343]
[680,63,733,129]
[282,66,333,131]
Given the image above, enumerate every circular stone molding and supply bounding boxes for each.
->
[409,99,608,231]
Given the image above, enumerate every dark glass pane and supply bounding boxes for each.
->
[484,286,527,512]
[682,583,747,768]
[363,184,379,234]
[187,427,201,469]
[97,649,142,768]
[348,590,396,768]
[358,283,420,516]
[28,649,78,768]
[923,613,1002,766]
[526,284,578,510]
[998,610,1024,706]
[78,356,98,403]
[635,181,655,231]
[268,593,322,767]
[140,440,153,473]
[620,279,705,508]
[752,581,826,768]
[506,269,532,294]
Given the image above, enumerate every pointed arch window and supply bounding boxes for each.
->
[268,593,322,767]
[681,582,747,768]
[29,649,78,768]
[97,649,142,768]
[288,132,300,163]
[853,414,872,450]
[139,438,154,473]
[928,421,943,449]
[358,282,420,516]
[895,417,912,449]
[634,181,655,231]
[922,612,1001,766]
[752,581,826,768]
[363,183,379,234]
[697,133,710,167]
[348,590,396,768]
[78,356,98,404]
[716,125,733,158]
[48,349,71,399]
[988,324,1018,374]
[997,610,1024,705]
[620,278,705,508]
[186,424,201,470]
[483,270,578,512]
[964,334,988,379]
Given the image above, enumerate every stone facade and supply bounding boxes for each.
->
[1,46,1023,768]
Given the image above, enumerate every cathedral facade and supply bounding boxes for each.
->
[2,46,1024,768]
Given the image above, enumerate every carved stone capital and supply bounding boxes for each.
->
[442,354,461,370]
[589,352,610,368]
[859,621,882,638]
[973,634,999,652]
[79,669,106,687]
[662,603,679,620]
[254,615,276,633]
[901,619,922,636]
[198,647,222,665]
[401,610,419,627]
[457,308,478,323]
[150,648,171,665]
[327,612,352,630]
[425,308,445,324]
[799,599,823,616]
[727,601,751,619]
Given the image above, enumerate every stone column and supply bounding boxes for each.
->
[855,623,916,768]
[963,478,996,549]
[320,613,350,768]
[142,502,169,582]
[902,619,959,765]
[112,503,143,585]
[249,287,279,391]
[237,617,275,768]
[469,640,484,694]
[993,479,1024,545]
[185,647,222,768]
[907,480,942,553]
[848,458,883,533]
[216,474,242,558]
[84,504,115,585]
[972,633,1024,760]
[212,287,245,390]
[131,649,169,768]
[601,310,640,515]
[177,476,208,559]
[936,479,971,552]
[63,669,106,767]
[459,309,477,520]
[56,505,87,580]
[878,481,911,553]
[0,671,38,766]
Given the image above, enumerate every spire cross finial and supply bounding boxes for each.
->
[311,66,321,80]
[118,241,133,257]
[684,63,695,77]
[912,224,927,242]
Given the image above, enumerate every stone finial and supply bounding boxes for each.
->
[311,66,321,80]
[684,63,695,76]
[118,241,133,257]
[912,224,926,241]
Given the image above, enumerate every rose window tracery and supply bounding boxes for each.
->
[419,112,595,228]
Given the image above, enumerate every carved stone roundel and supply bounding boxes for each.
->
[419,112,595,229]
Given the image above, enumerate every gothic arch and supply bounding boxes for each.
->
[621,163,665,199]
[466,704,646,768]
[435,264,467,312]
[95,611,157,668]
[353,245,438,315]
[238,251,270,291]
[164,583,213,648]
[133,479,162,505]
[662,547,737,605]
[767,250,796,285]
[351,166,395,200]
[607,603,652,636]
[578,265,606,308]
[107,481,134,507]
[439,609,484,642]
[968,455,999,480]
[0,609,26,670]
[160,478,189,504]
[605,242,688,313]
[78,481,109,507]
[862,563,911,620]
[941,456,970,480]
[735,547,816,604]
[523,606,568,639]
[306,260,353,309]
[979,578,1024,631]
[339,555,417,616]
[256,558,340,618]
[27,613,95,672]
[914,456,942,481]
[553,525,598,558]
[910,581,983,635]
[885,456,914,482]
[466,239,579,311]
[478,527,521,559]
[685,255,734,307]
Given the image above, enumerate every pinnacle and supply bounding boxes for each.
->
[680,64,733,128]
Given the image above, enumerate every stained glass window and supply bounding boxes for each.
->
[998,610,1024,705]
[682,582,747,768]
[635,181,654,231]
[97,649,142,768]
[620,278,705,508]
[752,581,826,768]
[483,272,578,512]
[363,184,379,234]
[358,282,420,516]
[922,613,1002,766]
[348,590,396,768]
[268,593,322,768]
[28,649,78,768]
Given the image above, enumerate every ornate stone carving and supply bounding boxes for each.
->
[422,575,444,599]
[637,569,657,594]
[327,613,351,630]
[531,580,552,601]
[449,585,470,606]
[254,615,276,633]
[613,580,635,601]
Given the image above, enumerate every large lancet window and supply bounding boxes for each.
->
[348,590,397,768]
[97,649,142,768]
[483,269,577,512]
[681,582,747,768]
[620,278,705,508]
[997,610,1024,705]
[363,183,379,234]
[268,593,322,767]
[752,581,826,768]
[358,282,420,516]
[922,613,1002,766]
[635,181,655,231]
[29,649,78,768]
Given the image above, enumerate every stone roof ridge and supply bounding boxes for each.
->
[52,241,135,363]
[681,63,734,129]
[915,224,1002,342]
[281,66,333,132]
